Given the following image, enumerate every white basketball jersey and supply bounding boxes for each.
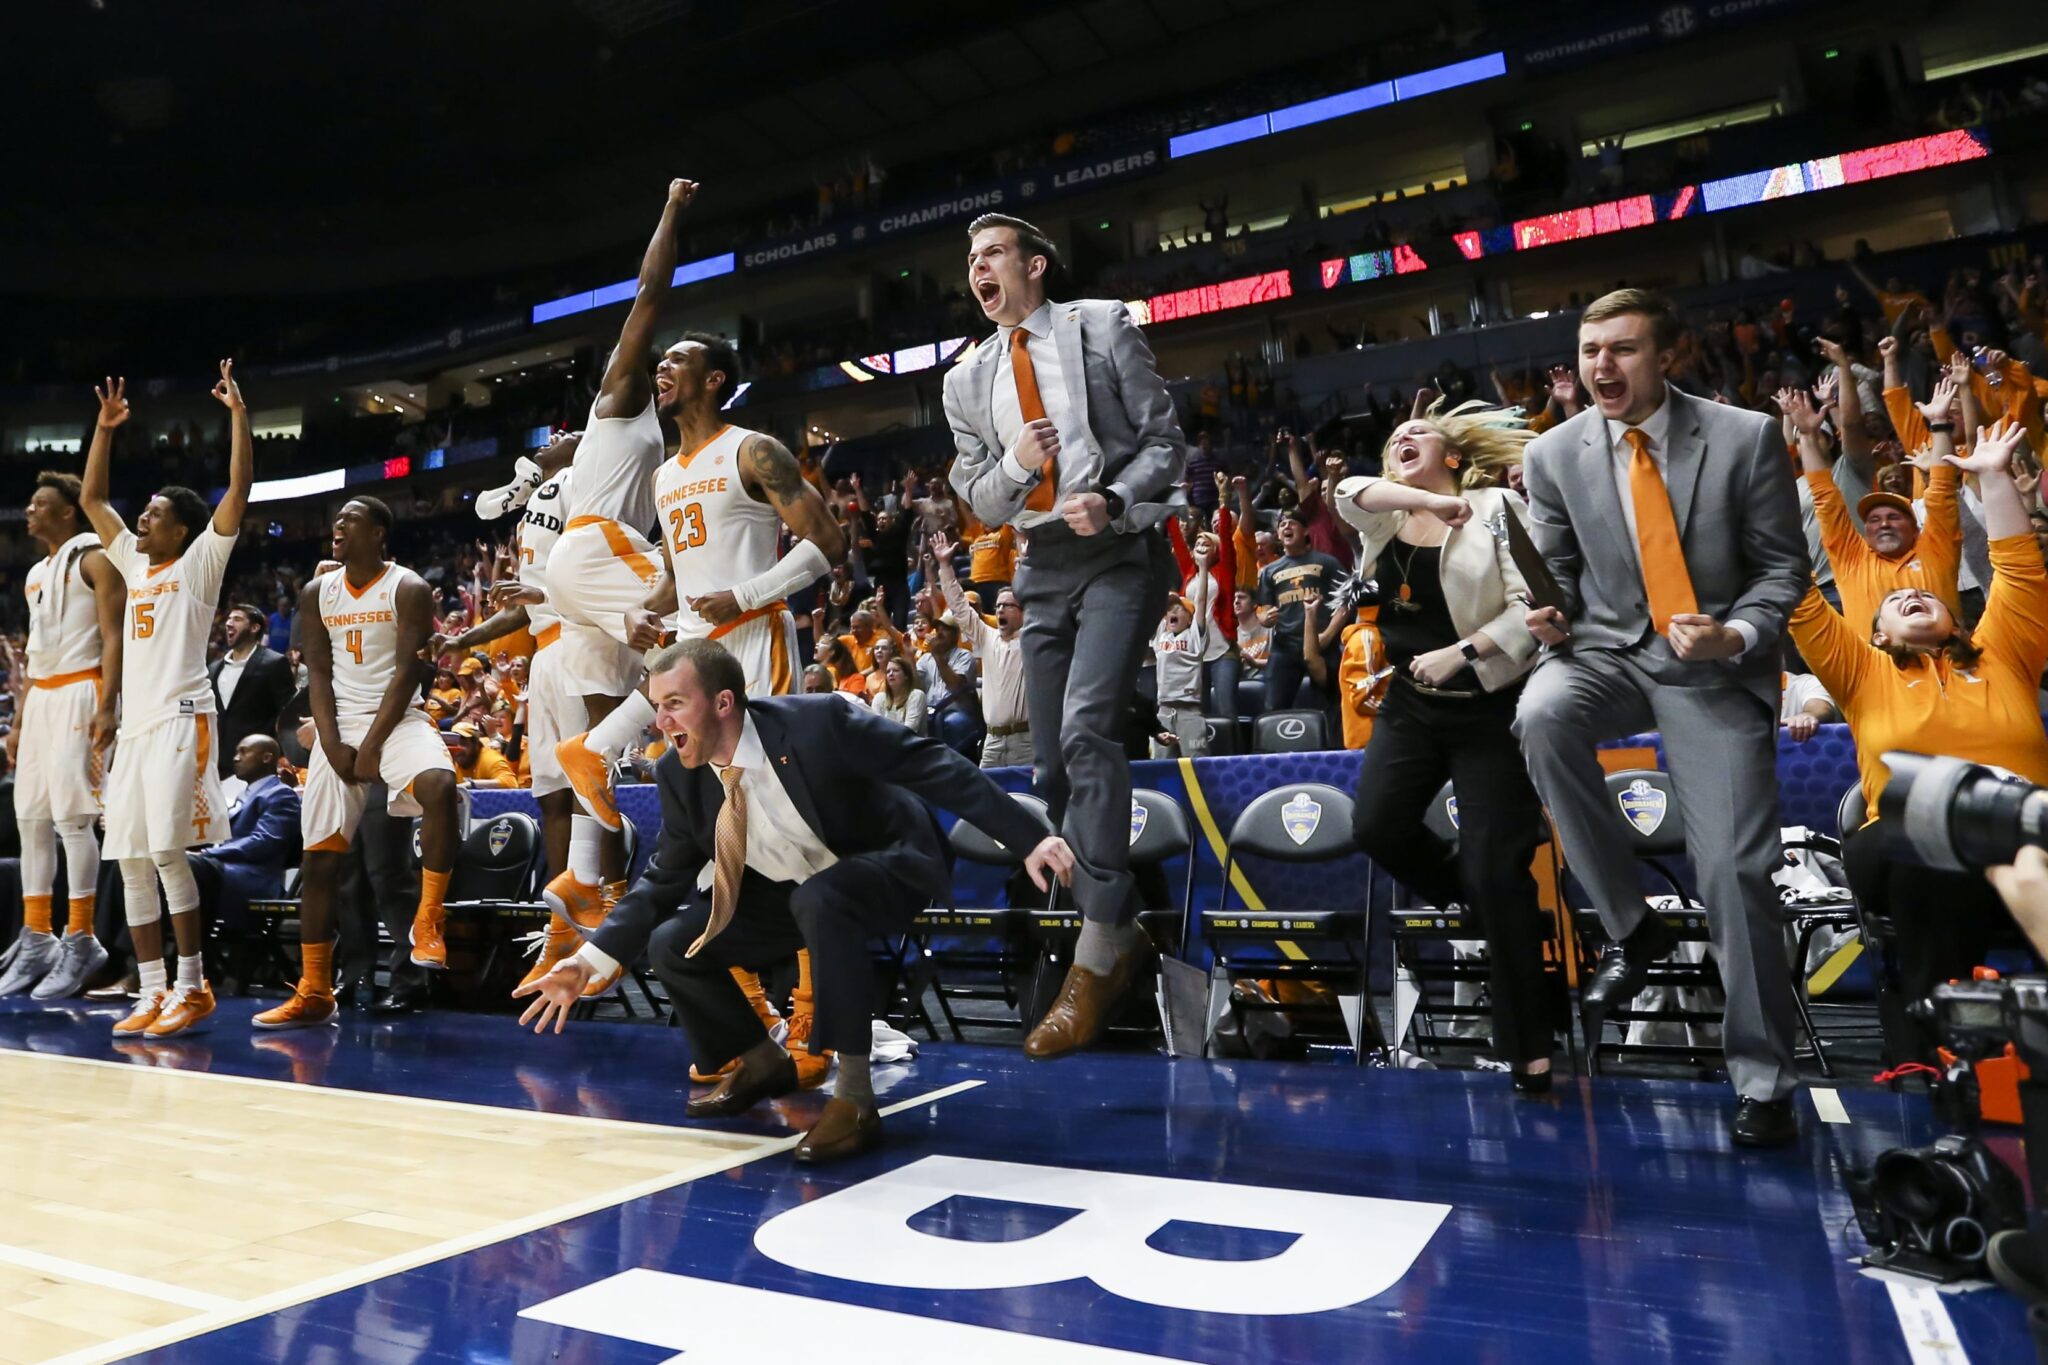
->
[519,466,573,634]
[105,524,236,736]
[564,394,662,534]
[25,531,105,679]
[654,424,784,639]
[319,563,424,718]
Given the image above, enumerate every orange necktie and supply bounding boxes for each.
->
[1623,427,1697,634]
[689,766,748,957]
[1012,327,1058,513]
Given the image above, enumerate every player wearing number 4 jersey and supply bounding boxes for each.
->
[81,364,254,1039]
[255,499,463,1030]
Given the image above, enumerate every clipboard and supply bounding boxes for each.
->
[1487,506,1566,615]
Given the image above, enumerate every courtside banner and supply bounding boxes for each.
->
[738,141,1166,275]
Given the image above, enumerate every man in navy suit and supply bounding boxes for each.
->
[189,735,301,933]
[517,638,1072,1163]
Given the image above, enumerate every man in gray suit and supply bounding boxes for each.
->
[1516,288,1809,1147]
[945,213,1187,1059]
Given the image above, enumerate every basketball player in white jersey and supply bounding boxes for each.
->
[554,334,845,1087]
[0,472,124,998]
[80,364,253,1038]
[255,498,462,1028]
[435,430,631,995]
[543,173,696,751]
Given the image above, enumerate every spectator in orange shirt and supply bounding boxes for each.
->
[837,608,904,674]
[426,667,463,724]
[449,722,521,788]
[966,518,1016,605]
[816,634,867,697]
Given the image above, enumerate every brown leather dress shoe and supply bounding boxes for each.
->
[685,1050,799,1119]
[795,1097,883,1164]
[1023,946,1147,1060]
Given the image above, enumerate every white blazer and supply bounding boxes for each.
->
[1332,478,1541,694]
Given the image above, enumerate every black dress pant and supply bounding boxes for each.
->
[1351,679,1559,1064]
[650,855,925,1070]
[1843,819,2025,1061]
[335,783,425,993]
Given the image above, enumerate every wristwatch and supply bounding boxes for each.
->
[1097,486,1126,521]
[1458,640,1480,662]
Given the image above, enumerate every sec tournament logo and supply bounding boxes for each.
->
[1282,792,1322,846]
[1617,778,1668,835]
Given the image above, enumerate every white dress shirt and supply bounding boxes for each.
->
[1604,390,1756,657]
[991,302,1100,528]
[940,576,1027,727]
[575,713,837,978]
[216,642,257,709]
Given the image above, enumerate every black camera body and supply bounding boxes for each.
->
[1852,977,2048,1282]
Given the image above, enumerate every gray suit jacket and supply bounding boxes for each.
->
[1522,387,1806,703]
[944,298,1188,534]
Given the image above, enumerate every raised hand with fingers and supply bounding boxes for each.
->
[1917,374,1960,427]
[95,376,131,429]
[1946,417,2025,475]
[211,358,245,411]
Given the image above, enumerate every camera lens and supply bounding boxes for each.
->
[1874,1149,1970,1222]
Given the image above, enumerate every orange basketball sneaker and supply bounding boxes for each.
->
[555,733,621,832]
[516,914,581,993]
[543,870,620,997]
[112,987,168,1036]
[146,981,216,1037]
[410,907,448,969]
[786,950,833,1090]
[690,969,782,1083]
[254,988,338,1031]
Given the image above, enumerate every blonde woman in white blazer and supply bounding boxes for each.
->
[1334,400,1562,1093]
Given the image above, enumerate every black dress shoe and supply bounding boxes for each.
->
[686,1051,799,1119]
[334,980,374,1010]
[1510,1066,1554,1096]
[1584,914,1675,1010]
[370,987,429,1017]
[1730,1096,1799,1148]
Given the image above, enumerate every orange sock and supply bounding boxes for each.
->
[66,895,95,937]
[796,948,815,999]
[22,895,52,936]
[301,939,334,995]
[419,868,451,918]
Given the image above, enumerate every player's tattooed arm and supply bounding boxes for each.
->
[742,433,846,562]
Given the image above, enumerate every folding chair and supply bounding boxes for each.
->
[240,865,306,992]
[1573,769,1724,1074]
[1024,789,1197,1044]
[893,792,1054,1040]
[1390,781,1568,1065]
[1253,709,1330,753]
[1198,783,1384,1060]
[440,811,542,999]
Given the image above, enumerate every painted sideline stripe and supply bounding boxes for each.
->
[1180,756,1265,910]
[1809,1088,1851,1125]
[1886,1280,1970,1364]
[0,1241,237,1312]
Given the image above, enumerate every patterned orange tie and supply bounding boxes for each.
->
[1012,326,1058,513]
[689,766,748,957]
[1623,427,1698,634]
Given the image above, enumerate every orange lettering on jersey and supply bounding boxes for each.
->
[659,477,729,507]
[322,610,397,627]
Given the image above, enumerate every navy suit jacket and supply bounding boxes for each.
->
[205,775,301,913]
[594,695,1048,966]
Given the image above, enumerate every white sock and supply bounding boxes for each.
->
[153,852,200,916]
[139,958,168,995]
[176,953,204,992]
[120,858,161,927]
[585,690,656,763]
[568,816,604,886]
[18,818,55,899]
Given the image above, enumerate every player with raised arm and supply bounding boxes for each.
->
[437,431,631,995]
[254,498,462,1028]
[0,471,125,998]
[82,364,252,1038]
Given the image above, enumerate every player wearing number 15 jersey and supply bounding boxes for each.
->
[255,498,462,1030]
[81,364,254,1039]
